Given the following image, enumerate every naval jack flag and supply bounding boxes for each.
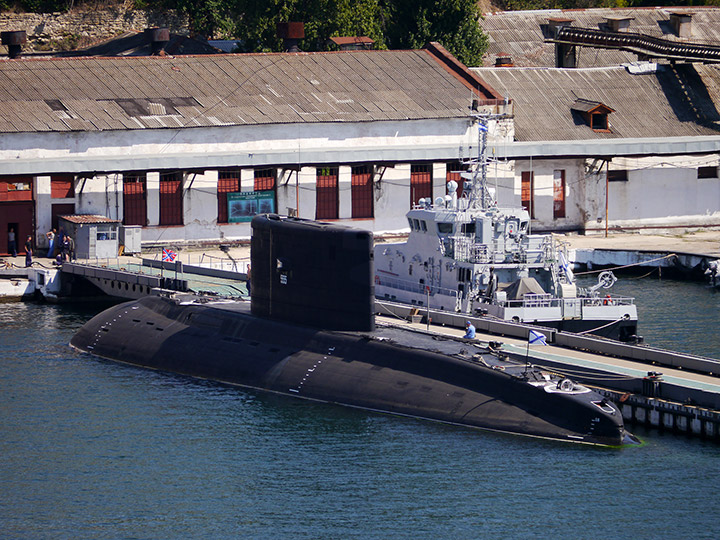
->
[162,248,177,262]
[524,329,548,373]
[528,330,548,346]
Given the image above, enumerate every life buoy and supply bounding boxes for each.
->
[603,294,612,305]
[374,275,380,284]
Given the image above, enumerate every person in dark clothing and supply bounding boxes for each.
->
[24,235,33,267]
[67,235,75,261]
[8,228,17,257]
[61,235,70,262]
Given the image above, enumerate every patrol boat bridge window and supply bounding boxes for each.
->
[408,218,428,232]
[437,222,453,235]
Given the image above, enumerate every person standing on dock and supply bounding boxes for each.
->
[8,227,17,257]
[24,235,33,267]
[46,229,56,258]
[61,234,70,262]
[67,234,75,262]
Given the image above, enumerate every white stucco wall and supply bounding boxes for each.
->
[0,118,476,175]
[583,155,720,232]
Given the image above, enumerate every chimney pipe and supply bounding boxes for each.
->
[605,17,632,33]
[2,30,27,59]
[277,22,304,52]
[145,27,170,55]
[670,12,692,39]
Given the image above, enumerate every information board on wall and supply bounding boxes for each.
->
[227,191,275,222]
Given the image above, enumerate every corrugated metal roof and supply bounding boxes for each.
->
[480,7,720,67]
[0,49,483,134]
[472,64,720,141]
[60,214,121,224]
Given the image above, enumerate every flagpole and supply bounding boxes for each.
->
[525,335,530,374]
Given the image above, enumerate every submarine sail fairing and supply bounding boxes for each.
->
[70,214,632,446]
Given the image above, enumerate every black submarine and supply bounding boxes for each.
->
[71,214,635,446]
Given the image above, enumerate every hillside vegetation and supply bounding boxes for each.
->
[3,1,718,65]
[2,0,490,65]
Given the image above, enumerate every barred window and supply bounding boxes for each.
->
[51,175,75,199]
[159,171,183,226]
[316,167,339,220]
[123,173,147,226]
[553,169,566,219]
[522,171,535,219]
[218,170,240,224]
[446,163,465,198]
[254,169,276,191]
[351,165,373,218]
[410,164,432,207]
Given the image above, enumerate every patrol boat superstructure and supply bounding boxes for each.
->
[374,114,639,341]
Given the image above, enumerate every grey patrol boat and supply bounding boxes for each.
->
[374,114,639,342]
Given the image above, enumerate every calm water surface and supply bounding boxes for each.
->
[1,281,720,539]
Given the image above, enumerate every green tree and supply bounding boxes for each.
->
[230,0,386,52]
[383,0,488,65]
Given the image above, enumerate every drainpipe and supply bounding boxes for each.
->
[605,161,609,238]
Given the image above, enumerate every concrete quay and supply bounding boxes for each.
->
[560,229,720,277]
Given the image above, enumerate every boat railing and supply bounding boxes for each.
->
[446,236,491,263]
[500,295,635,308]
[375,274,459,298]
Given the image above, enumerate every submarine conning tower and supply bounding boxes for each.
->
[250,214,375,332]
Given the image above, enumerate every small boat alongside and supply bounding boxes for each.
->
[374,113,639,342]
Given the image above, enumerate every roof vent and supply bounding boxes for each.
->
[277,22,304,52]
[604,17,633,33]
[548,18,573,37]
[145,27,170,55]
[1,30,27,59]
[495,55,514,67]
[329,36,374,51]
[669,12,692,39]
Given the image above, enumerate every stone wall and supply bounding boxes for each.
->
[0,4,188,51]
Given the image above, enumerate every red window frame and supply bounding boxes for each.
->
[159,171,183,226]
[553,170,566,219]
[51,175,75,199]
[410,164,432,207]
[123,173,147,226]
[446,163,465,198]
[254,169,276,192]
[351,165,373,219]
[0,177,33,202]
[522,171,535,219]
[316,167,339,220]
[218,171,241,224]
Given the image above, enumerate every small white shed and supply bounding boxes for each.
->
[58,215,121,259]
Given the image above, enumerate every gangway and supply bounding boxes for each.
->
[549,26,720,64]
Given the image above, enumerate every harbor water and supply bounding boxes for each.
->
[2,279,720,539]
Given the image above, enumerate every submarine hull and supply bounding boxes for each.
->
[71,295,628,446]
